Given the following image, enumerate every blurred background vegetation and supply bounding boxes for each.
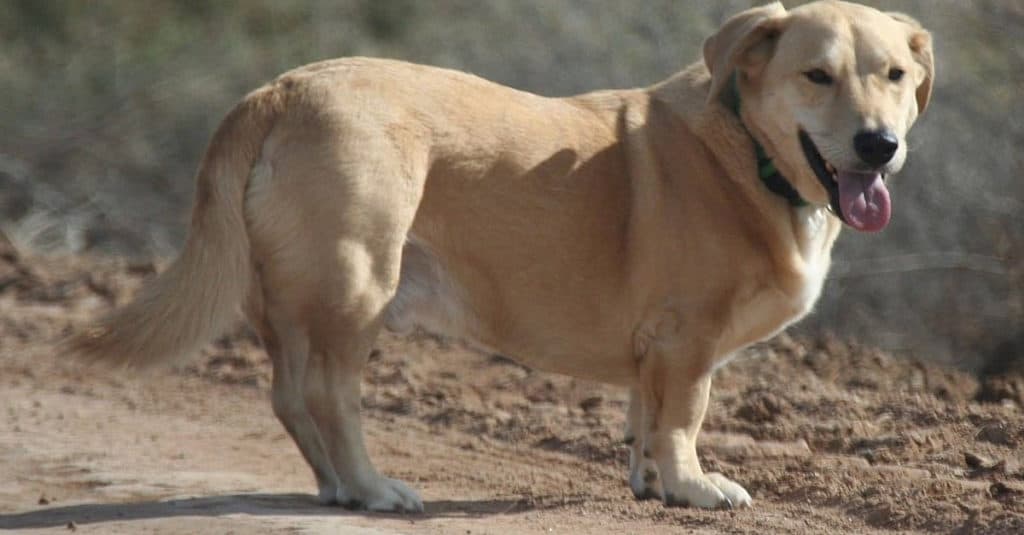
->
[0,1,1020,374]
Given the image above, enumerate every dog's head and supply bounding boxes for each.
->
[704,1,933,232]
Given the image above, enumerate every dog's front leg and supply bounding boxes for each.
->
[634,336,752,509]
[626,388,664,500]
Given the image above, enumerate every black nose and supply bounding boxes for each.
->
[853,130,899,167]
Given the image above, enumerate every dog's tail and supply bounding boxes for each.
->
[66,83,285,369]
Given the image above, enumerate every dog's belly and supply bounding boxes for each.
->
[382,235,506,360]
[382,235,637,384]
[383,236,471,342]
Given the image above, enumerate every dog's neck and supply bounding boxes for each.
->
[717,74,840,279]
[721,74,808,209]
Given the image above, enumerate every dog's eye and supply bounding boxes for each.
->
[804,69,833,86]
[888,67,905,82]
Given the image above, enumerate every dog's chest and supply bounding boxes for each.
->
[730,258,826,342]
[718,210,834,360]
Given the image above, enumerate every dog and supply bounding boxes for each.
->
[69,0,933,512]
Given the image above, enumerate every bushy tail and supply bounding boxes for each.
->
[67,84,284,369]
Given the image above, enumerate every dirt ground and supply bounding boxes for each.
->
[1,247,1023,534]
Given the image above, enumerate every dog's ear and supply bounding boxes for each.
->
[703,2,788,104]
[888,12,934,115]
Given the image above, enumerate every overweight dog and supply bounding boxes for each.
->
[70,1,933,511]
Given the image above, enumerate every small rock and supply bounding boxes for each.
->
[990,481,1023,499]
[963,451,1019,476]
[976,423,1017,447]
[37,494,49,505]
[579,396,603,412]
[965,451,994,469]
[66,521,77,531]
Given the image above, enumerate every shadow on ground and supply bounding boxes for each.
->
[0,492,577,529]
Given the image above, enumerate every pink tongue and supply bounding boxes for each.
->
[837,171,891,232]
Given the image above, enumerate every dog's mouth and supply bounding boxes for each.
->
[798,130,891,233]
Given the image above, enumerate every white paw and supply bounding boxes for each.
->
[629,456,663,501]
[662,475,728,509]
[661,472,752,509]
[337,477,424,513]
[706,472,752,508]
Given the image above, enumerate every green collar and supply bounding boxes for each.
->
[723,75,808,208]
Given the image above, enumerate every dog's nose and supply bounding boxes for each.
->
[853,130,899,167]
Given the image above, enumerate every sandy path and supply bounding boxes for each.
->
[1,254,1022,533]
[0,350,697,534]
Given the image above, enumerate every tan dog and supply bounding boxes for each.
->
[70,1,933,511]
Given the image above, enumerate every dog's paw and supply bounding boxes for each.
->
[705,472,752,508]
[337,477,424,513]
[629,456,663,501]
[317,483,341,505]
[661,473,751,509]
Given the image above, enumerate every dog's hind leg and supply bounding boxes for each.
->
[253,231,421,512]
[301,236,423,513]
[255,305,341,504]
[253,227,422,512]
[245,105,427,511]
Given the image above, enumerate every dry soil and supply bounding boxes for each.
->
[1,248,1022,534]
